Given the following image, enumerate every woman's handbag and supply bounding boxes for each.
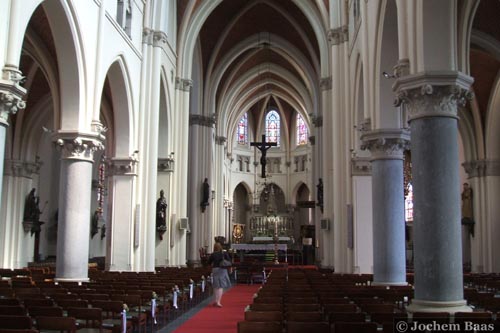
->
[219,253,232,267]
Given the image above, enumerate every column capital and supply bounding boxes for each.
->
[310,114,323,127]
[463,159,500,178]
[158,157,174,173]
[320,76,332,91]
[328,25,348,46]
[175,77,193,91]
[351,157,372,176]
[55,132,105,162]
[361,129,410,160]
[0,67,27,126]
[393,71,474,121]
[189,114,216,127]
[108,157,138,176]
[215,136,227,145]
[4,159,42,177]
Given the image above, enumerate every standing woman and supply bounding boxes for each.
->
[208,242,232,307]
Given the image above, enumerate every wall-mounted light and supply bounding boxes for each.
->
[382,71,396,79]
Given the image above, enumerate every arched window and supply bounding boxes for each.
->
[265,109,280,146]
[296,113,308,146]
[405,183,413,222]
[237,113,248,145]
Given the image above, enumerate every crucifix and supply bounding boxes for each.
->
[251,134,277,178]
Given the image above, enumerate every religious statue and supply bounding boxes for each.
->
[23,188,45,236]
[156,189,168,239]
[91,210,100,239]
[24,188,41,222]
[200,178,210,212]
[461,182,474,236]
[316,178,324,213]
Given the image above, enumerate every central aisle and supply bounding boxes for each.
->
[172,284,261,333]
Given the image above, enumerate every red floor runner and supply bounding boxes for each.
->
[173,284,260,333]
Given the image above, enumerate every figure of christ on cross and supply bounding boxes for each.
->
[251,134,277,178]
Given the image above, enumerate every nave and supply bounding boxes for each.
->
[0,265,500,333]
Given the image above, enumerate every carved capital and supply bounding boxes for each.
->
[108,157,138,176]
[175,77,193,91]
[0,91,26,126]
[215,135,227,145]
[351,157,372,176]
[393,71,474,121]
[320,77,332,91]
[328,25,349,45]
[189,114,216,127]
[142,28,154,45]
[153,31,168,47]
[310,114,323,127]
[463,159,500,178]
[55,134,105,162]
[360,129,410,160]
[308,136,315,145]
[4,159,42,177]
[158,157,174,173]
[393,58,410,78]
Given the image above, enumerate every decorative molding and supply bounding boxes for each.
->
[55,134,105,162]
[215,136,227,145]
[153,31,168,48]
[175,77,193,91]
[351,157,372,176]
[311,114,323,127]
[189,114,215,127]
[107,157,138,176]
[0,87,26,126]
[142,28,154,45]
[463,159,500,178]
[393,58,410,78]
[328,25,349,45]
[360,129,410,160]
[158,157,174,173]
[320,76,332,90]
[4,159,42,177]
[393,71,474,121]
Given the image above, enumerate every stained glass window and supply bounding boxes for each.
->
[237,113,248,145]
[405,183,413,222]
[265,110,280,146]
[296,113,308,146]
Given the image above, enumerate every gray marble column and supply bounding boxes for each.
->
[394,71,473,313]
[361,129,409,286]
[55,135,104,282]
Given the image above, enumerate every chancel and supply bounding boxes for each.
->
[0,1,499,332]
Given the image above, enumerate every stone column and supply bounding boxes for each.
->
[361,129,409,286]
[106,157,138,271]
[394,71,473,313]
[55,134,104,282]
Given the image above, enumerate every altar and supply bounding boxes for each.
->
[230,243,300,264]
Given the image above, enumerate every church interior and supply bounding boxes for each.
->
[0,0,500,332]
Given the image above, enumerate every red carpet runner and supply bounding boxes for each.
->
[173,285,260,333]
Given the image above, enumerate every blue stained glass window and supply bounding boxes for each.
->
[265,110,280,146]
[237,113,248,145]
[296,113,308,145]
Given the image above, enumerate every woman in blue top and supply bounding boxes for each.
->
[208,242,232,307]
